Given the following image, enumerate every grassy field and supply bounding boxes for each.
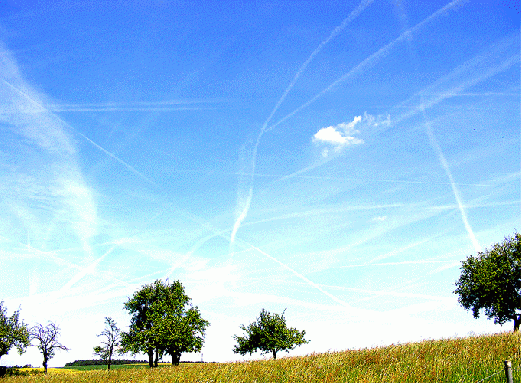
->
[3,331,520,382]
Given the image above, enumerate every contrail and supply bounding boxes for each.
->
[424,119,481,252]
[230,0,376,245]
[368,235,443,263]
[340,260,457,268]
[76,131,156,185]
[44,99,224,112]
[49,106,213,112]
[249,244,350,307]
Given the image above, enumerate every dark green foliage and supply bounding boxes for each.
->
[65,359,148,366]
[121,279,209,367]
[93,317,121,370]
[454,232,521,331]
[233,309,309,359]
[0,301,30,361]
[2,366,43,377]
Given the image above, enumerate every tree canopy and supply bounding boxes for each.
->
[233,309,309,359]
[454,232,521,331]
[0,302,30,362]
[121,279,209,366]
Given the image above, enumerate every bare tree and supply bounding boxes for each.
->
[30,322,69,374]
[93,317,121,370]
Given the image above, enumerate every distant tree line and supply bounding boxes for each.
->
[65,359,148,366]
[65,359,206,366]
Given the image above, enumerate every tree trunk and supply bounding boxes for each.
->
[148,348,154,367]
[514,315,521,332]
[154,348,159,367]
[108,347,112,370]
[172,352,181,366]
[43,357,48,374]
[272,350,277,360]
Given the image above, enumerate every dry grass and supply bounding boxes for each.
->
[3,331,520,382]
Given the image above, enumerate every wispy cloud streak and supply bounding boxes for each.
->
[0,44,98,257]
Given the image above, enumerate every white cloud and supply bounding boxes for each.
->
[312,115,364,155]
[312,113,391,157]
[314,126,345,144]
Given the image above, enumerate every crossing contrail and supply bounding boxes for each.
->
[230,0,377,245]
[181,210,350,307]
[273,34,518,202]
[390,4,511,254]
[265,0,466,134]
[255,0,467,187]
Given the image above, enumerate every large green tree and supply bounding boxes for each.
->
[0,302,30,362]
[121,279,209,367]
[233,309,309,360]
[454,232,521,331]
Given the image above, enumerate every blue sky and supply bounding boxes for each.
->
[0,0,519,366]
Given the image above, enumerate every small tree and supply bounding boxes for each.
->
[0,302,30,362]
[93,317,121,370]
[30,322,69,373]
[233,309,309,360]
[454,232,521,331]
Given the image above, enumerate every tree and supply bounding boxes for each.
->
[93,317,121,370]
[121,279,210,367]
[0,302,30,362]
[120,281,157,367]
[454,232,521,331]
[30,322,69,374]
[233,309,309,360]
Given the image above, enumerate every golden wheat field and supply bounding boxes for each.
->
[3,331,520,382]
